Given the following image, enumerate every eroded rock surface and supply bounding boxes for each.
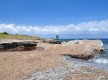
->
[0,40,37,51]
[47,40,104,60]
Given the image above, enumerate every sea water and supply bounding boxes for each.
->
[90,40,108,64]
[88,39,108,70]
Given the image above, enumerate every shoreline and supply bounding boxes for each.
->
[0,39,108,80]
[26,56,108,80]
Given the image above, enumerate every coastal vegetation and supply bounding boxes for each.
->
[0,32,41,40]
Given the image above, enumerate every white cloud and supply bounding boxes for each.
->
[0,20,108,38]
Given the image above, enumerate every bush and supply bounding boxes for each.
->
[0,32,9,35]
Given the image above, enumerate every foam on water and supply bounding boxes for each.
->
[89,54,108,64]
[93,58,108,64]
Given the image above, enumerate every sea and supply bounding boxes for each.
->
[60,39,108,70]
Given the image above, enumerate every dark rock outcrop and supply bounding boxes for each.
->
[0,41,37,51]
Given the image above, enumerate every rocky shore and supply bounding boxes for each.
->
[26,56,108,80]
[0,39,108,80]
[45,40,104,60]
[0,40,37,51]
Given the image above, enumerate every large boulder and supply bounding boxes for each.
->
[62,40,104,60]
[48,40,104,60]
[62,40,103,46]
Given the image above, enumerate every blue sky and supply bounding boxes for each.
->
[0,0,108,39]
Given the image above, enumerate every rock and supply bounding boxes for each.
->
[43,39,61,44]
[0,45,4,51]
[62,40,104,60]
[12,42,24,47]
[48,40,104,60]
[43,39,54,42]
[10,46,25,51]
[0,45,4,49]
[23,43,37,47]
[49,40,61,44]
[0,43,17,49]
[78,40,103,47]
[62,40,79,46]
[0,41,37,51]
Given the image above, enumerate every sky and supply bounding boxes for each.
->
[0,0,108,39]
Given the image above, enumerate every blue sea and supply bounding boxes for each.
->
[60,39,108,70]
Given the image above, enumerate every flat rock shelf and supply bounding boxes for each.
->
[0,41,37,51]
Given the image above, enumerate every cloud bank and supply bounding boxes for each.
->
[0,20,108,38]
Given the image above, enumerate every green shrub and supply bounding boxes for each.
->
[0,32,9,35]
